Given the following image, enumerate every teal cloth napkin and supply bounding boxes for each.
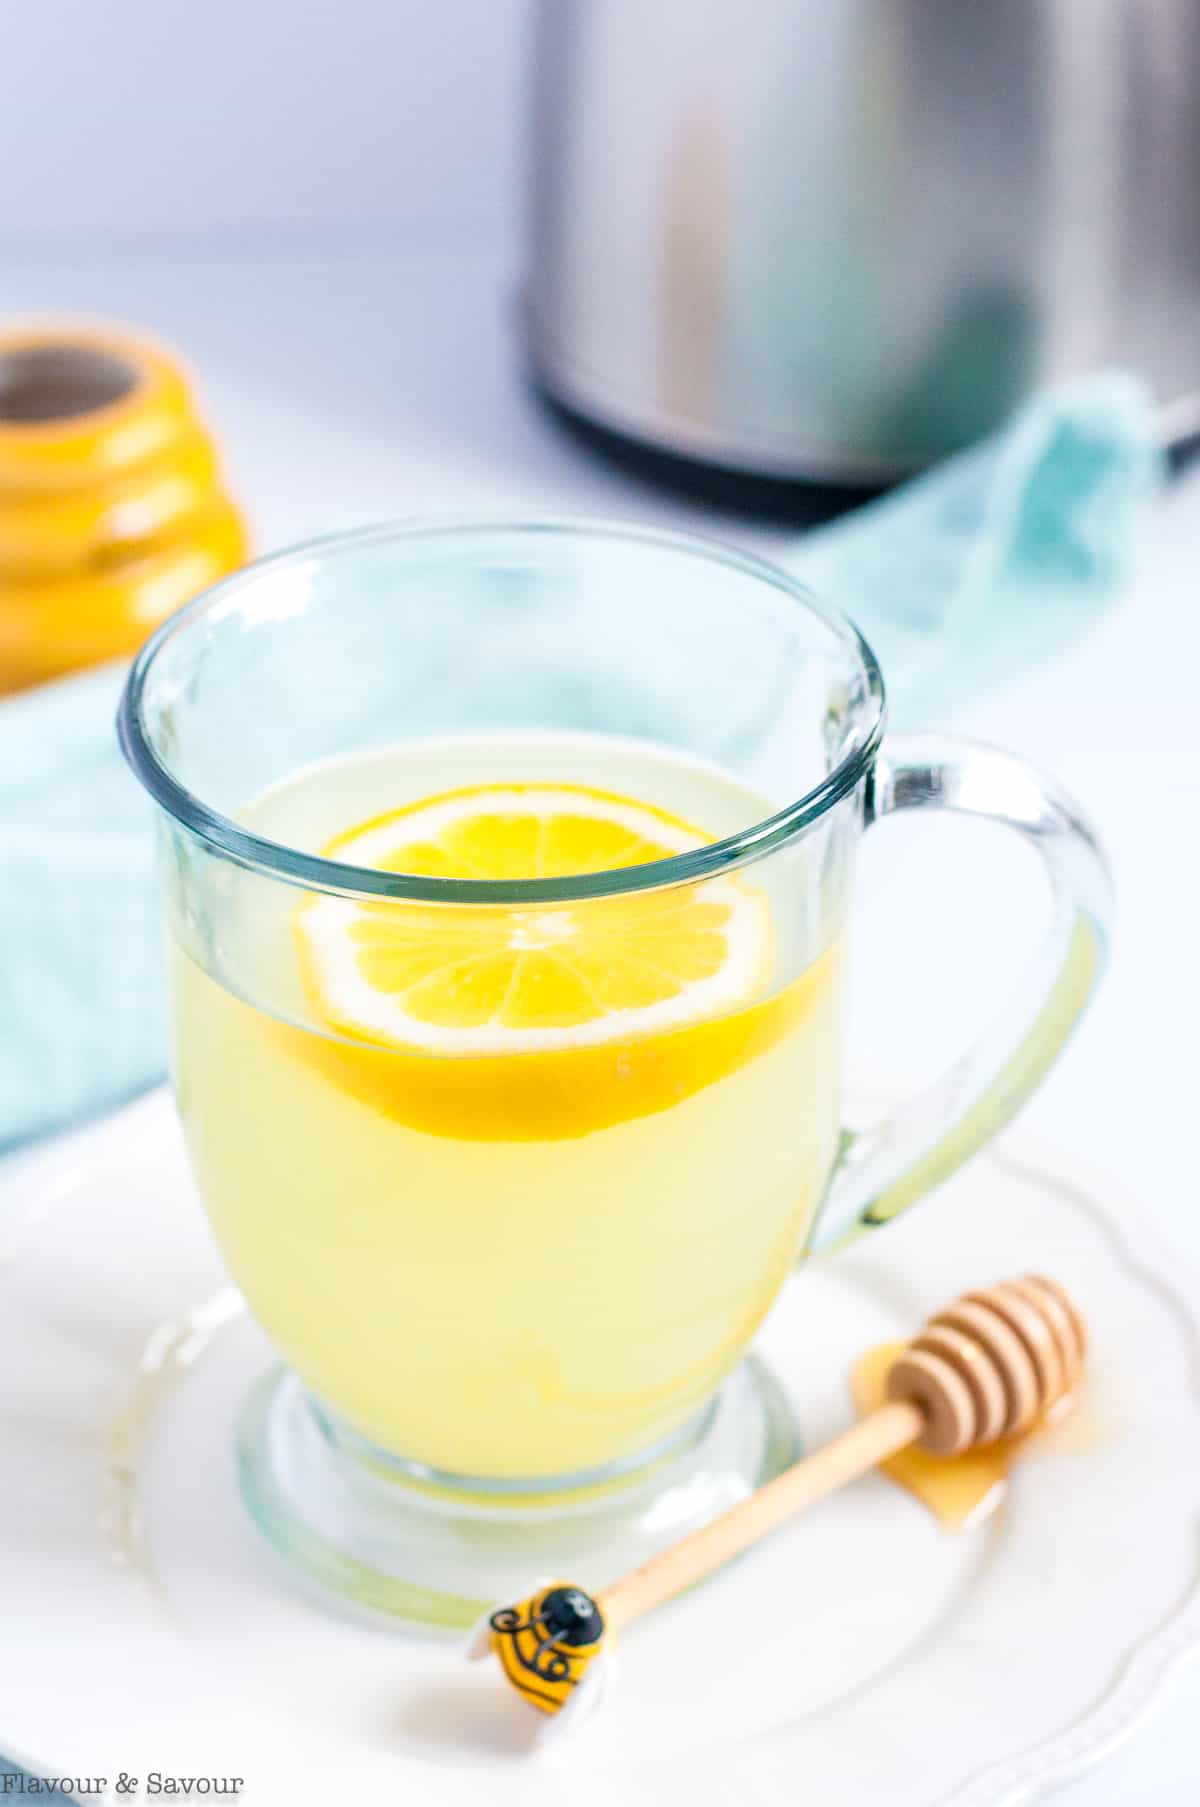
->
[0,373,1163,1151]
[796,371,1162,729]
[0,660,159,1151]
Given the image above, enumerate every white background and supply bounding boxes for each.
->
[4,3,1199,1799]
[0,0,532,252]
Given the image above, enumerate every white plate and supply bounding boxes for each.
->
[0,1091,1198,1807]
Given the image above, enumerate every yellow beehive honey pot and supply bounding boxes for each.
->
[0,323,248,694]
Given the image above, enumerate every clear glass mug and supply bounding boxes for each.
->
[118,521,1111,1624]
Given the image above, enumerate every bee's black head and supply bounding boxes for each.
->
[539,1585,605,1648]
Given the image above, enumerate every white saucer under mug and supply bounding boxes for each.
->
[0,1091,1197,1807]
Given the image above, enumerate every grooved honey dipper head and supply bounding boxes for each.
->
[886,1274,1086,1455]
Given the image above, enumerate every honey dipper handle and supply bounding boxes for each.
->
[600,1399,923,1633]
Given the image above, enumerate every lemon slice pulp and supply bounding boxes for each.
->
[296,783,770,1057]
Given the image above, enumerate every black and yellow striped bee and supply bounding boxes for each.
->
[468,1580,612,1734]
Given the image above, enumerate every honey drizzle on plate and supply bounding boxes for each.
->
[850,1341,1087,1530]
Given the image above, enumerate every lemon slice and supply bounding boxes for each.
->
[295,783,770,1056]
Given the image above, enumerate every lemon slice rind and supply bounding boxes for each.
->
[296,786,770,1057]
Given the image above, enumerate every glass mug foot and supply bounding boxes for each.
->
[236,1362,800,1630]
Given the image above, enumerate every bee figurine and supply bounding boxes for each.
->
[467,1580,613,1738]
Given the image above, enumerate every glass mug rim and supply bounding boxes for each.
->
[118,515,887,905]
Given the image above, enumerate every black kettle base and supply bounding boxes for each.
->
[528,380,889,530]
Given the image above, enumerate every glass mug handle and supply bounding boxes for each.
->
[808,733,1114,1255]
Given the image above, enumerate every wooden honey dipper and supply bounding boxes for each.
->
[468,1274,1086,1736]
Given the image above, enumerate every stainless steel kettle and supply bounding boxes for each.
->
[526,0,1200,482]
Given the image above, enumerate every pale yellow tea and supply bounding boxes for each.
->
[172,734,845,1479]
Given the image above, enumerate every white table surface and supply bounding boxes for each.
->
[7,243,1200,1801]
